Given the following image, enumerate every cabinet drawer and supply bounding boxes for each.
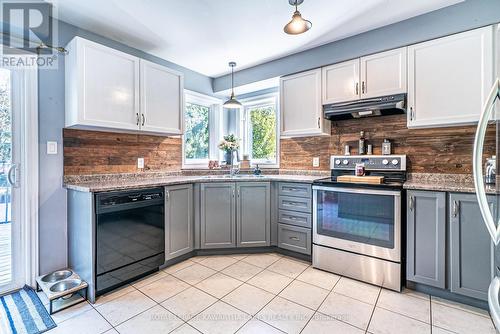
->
[278,210,311,228]
[278,183,311,198]
[278,195,311,213]
[278,223,311,255]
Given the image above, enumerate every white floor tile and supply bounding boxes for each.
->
[318,292,374,330]
[95,289,156,326]
[170,323,202,334]
[139,275,190,303]
[163,259,195,274]
[368,307,430,334]
[188,301,251,334]
[333,277,380,305]
[432,302,496,334]
[222,261,263,282]
[198,256,239,271]
[222,283,275,315]
[431,295,491,318]
[48,308,112,334]
[92,285,136,307]
[279,280,329,310]
[195,272,243,298]
[256,296,314,334]
[171,263,217,285]
[242,254,280,268]
[114,304,183,334]
[131,270,167,289]
[236,318,284,334]
[302,312,364,334]
[49,300,93,324]
[190,256,208,263]
[377,288,430,323]
[296,267,340,290]
[247,270,293,294]
[266,258,309,279]
[161,286,217,321]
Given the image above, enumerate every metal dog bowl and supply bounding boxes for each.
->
[49,279,82,293]
[41,270,73,283]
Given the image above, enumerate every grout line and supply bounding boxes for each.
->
[365,287,382,333]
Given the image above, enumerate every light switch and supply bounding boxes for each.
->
[137,157,144,169]
[313,157,320,167]
[47,141,57,155]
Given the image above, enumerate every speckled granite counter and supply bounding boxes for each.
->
[404,173,498,194]
[63,171,329,192]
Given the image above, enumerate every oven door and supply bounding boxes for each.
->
[313,185,401,262]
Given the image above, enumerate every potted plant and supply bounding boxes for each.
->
[218,134,240,165]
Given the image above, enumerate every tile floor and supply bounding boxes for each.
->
[39,253,497,334]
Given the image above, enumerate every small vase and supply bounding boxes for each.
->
[224,150,233,165]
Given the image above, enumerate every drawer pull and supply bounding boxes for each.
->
[289,236,300,241]
[285,215,303,221]
[284,201,303,206]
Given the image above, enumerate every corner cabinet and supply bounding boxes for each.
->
[406,190,446,288]
[65,36,184,135]
[407,26,494,128]
[280,69,330,137]
[165,184,193,260]
[449,193,494,301]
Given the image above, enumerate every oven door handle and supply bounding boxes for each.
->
[312,185,401,197]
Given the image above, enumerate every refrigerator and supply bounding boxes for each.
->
[473,78,500,330]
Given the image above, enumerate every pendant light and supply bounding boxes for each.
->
[283,0,312,35]
[223,62,242,109]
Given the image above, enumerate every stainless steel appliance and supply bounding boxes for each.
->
[323,94,406,120]
[95,188,165,296]
[312,155,407,291]
[473,78,500,330]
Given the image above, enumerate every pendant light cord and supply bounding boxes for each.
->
[231,65,235,97]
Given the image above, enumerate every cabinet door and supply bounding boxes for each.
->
[407,190,446,288]
[449,193,494,301]
[360,48,407,98]
[140,60,184,135]
[322,59,360,104]
[165,184,193,260]
[67,37,140,130]
[236,182,270,247]
[280,69,329,137]
[200,183,236,249]
[407,26,494,128]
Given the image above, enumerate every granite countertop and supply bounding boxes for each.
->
[63,171,329,192]
[403,173,498,194]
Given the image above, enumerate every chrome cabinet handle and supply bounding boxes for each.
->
[289,236,300,241]
[473,78,500,244]
[136,113,140,125]
[409,196,414,211]
[165,190,170,202]
[317,117,321,129]
[7,164,18,187]
[453,200,459,218]
[362,81,365,94]
[355,82,359,95]
[141,114,145,126]
[489,277,500,330]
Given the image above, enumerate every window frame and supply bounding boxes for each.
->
[239,92,280,168]
[182,90,222,169]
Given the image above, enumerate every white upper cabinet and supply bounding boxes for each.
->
[65,36,184,135]
[360,47,407,98]
[140,60,184,134]
[407,26,494,128]
[322,59,359,104]
[280,68,330,137]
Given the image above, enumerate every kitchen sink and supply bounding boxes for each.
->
[201,174,266,179]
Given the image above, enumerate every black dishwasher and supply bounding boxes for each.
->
[95,188,164,295]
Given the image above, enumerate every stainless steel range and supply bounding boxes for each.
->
[312,155,407,291]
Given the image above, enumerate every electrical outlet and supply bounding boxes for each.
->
[47,141,58,155]
[313,157,320,167]
[137,158,144,169]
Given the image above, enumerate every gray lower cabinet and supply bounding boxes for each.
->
[165,184,194,260]
[236,182,271,247]
[407,190,446,288]
[449,193,494,301]
[200,183,236,249]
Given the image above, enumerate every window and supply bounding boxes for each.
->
[182,90,222,168]
[240,94,279,167]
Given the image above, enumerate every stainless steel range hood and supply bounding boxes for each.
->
[324,94,406,120]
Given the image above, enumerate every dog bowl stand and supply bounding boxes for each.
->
[36,269,88,314]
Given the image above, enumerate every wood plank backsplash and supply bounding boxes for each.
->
[280,114,496,174]
[64,115,495,175]
[63,129,182,175]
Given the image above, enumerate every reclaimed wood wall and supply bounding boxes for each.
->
[63,129,182,175]
[281,115,496,174]
[64,115,495,175]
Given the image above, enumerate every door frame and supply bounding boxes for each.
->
[1,56,39,293]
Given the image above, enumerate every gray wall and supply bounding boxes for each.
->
[38,19,213,274]
[213,0,500,92]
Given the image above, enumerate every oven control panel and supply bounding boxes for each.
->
[330,155,407,171]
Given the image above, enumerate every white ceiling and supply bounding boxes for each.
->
[47,0,463,77]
